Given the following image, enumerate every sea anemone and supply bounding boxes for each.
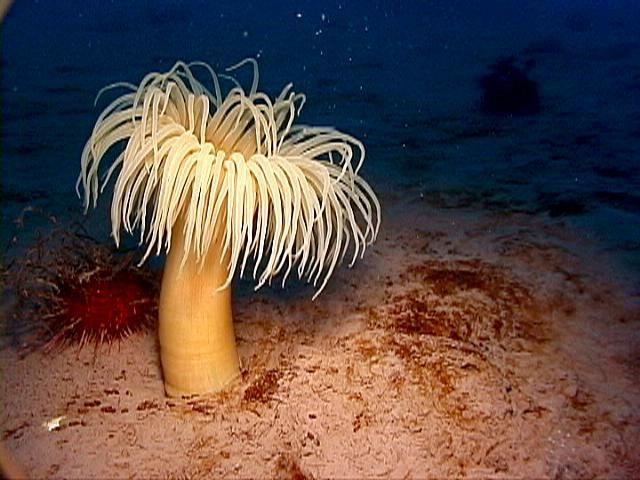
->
[77,59,381,396]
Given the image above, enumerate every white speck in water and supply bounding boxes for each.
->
[242,30,248,38]
[296,12,302,19]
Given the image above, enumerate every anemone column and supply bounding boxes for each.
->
[158,214,239,396]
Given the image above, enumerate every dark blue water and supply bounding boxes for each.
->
[2,0,639,285]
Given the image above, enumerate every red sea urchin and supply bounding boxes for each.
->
[45,269,156,348]
[4,220,158,350]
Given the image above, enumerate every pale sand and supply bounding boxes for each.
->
[1,197,639,479]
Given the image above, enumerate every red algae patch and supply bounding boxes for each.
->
[275,454,314,480]
[371,258,545,348]
[243,368,283,403]
[362,256,552,428]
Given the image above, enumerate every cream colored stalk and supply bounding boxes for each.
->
[78,59,380,396]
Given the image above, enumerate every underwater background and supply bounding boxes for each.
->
[2,2,640,478]
[1,0,639,288]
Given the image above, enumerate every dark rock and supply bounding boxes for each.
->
[479,56,540,116]
[536,192,589,217]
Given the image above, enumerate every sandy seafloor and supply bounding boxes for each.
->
[2,1,640,478]
[2,198,640,478]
